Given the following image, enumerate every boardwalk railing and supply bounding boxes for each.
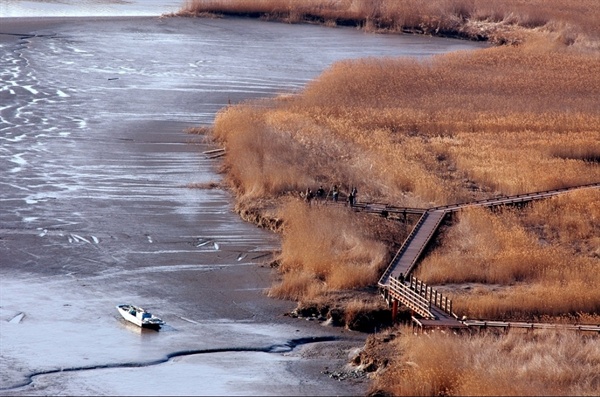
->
[463,320,600,333]
[387,277,433,319]
[408,276,455,318]
[430,182,600,213]
[375,182,600,330]
[384,275,457,321]
[354,202,426,217]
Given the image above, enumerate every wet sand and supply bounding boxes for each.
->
[0,15,487,395]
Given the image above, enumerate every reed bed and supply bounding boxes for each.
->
[211,40,599,319]
[369,328,600,396]
[180,0,600,47]
[215,44,600,208]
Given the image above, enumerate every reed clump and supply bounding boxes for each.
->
[267,199,392,300]
[367,328,600,396]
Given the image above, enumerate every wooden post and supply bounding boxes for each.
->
[392,299,399,323]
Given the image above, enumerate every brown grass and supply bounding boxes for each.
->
[267,199,396,300]
[214,44,600,208]
[185,126,211,135]
[209,29,600,323]
[179,0,600,48]
[204,0,600,323]
[368,328,600,396]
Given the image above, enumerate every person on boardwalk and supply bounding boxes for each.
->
[351,186,358,204]
[305,188,314,204]
[348,191,355,207]
[332,185,339,202]
[316,185,325,200]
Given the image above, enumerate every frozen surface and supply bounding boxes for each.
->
[0,11,488,396]
[1,0,183,17]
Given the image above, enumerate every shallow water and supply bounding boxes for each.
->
[0,3,488,395]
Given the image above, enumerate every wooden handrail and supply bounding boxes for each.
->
[387,277,434,319]
[408,276,455,318]
[463,320,600,333]
[430,182,600,212]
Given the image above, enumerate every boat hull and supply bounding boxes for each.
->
[116,304,164,329]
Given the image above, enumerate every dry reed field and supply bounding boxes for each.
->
[180,0,600,47]
[180,1,600,395]
[365,328,600,396]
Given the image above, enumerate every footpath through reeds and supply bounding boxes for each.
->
[180,1,600,395]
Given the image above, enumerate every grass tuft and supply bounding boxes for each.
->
[267,200,388,299]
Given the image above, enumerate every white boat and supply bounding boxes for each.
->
[116,304,165,329]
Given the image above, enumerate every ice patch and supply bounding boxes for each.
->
[8,312,25,324]
[179,316,199,324]
[56,89,70,98]
[22,85,39,95]
[70,234,91,244]
[11,153,27,166]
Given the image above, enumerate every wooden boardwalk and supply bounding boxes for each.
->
[462,319,600,333]
[373,182,600,329]
[378,210,446,286]
[431,182,600,213]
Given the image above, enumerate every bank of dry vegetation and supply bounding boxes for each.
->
[363,328,600,396]
[180,0,600,48]
[181,1,600,395]
[211,44,600,319]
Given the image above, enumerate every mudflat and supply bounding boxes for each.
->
[0,14,486,395]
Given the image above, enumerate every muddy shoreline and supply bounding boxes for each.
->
[175,9,525,45]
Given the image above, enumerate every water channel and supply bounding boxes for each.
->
[0,2,487,395]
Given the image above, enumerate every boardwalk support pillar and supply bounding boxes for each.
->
[391,299,398,322]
